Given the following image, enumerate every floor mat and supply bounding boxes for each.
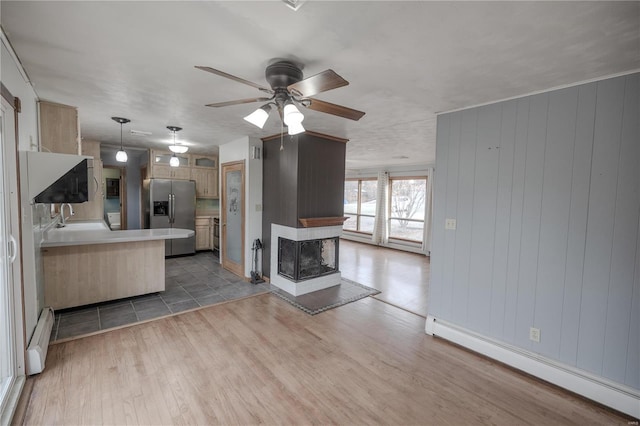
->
[270,278,380,315]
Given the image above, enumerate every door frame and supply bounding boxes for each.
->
[0,85,26,423]
[103,165,127,230]
[221,160,245,278]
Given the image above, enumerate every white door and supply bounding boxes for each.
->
[0,96,25,421]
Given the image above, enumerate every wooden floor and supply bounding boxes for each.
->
[340,240,430,315]
[21,294,626,425]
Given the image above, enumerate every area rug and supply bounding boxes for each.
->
[270,278,380,315]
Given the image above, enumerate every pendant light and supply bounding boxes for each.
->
[167,125,188,154]
[167,126,183,167]
[112,117,130,162]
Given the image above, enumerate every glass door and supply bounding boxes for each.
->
[0,95,25,422]
[221,161,245,277]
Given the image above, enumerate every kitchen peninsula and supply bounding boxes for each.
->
[41,221,194,310]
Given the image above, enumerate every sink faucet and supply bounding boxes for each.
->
[58,203,74,227]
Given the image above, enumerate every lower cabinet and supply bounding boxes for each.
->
[195,217,213,251]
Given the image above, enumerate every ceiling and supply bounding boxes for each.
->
[2,1,638,170]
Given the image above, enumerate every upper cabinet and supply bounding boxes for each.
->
[191,155,218,198]
[70,140,104,220]
[192,155,218,169]
[147,150,219,198]
[148,150,191,180]
[38,101,80,154]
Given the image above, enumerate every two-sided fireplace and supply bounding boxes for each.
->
[270,223,343,296]
[278,237,339,282]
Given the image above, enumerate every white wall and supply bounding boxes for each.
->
[430,72,639,391]
[1,35,43,343]
[219,136,263,278]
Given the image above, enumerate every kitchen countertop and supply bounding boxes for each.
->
[42,221,195,247]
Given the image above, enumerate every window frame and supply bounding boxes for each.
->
[343,178,377,235]
[387,176,428,244]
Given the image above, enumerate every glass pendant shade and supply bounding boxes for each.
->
[244,105,271,129]
[168,144,188,154]
[283,103,304,126]
[287,121,305,135]
[169,155,180,167]
[116,150,128,162]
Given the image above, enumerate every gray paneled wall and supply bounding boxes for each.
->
[430,73,639,390]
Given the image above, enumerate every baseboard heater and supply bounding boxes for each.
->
[425,315,640,419]
[27,307,54,375]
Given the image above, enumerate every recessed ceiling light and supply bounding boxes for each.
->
[392,155,409,159]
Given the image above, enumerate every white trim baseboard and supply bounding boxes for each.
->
[425,315,640,419]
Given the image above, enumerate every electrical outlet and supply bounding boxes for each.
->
[445,218,457,230]
[529,327,541,343]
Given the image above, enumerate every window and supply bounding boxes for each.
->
[343,179,377,234]
[388,177,427,243]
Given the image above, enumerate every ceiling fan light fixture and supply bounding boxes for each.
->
[244,104,272,129]
[169,154,180,167]
[283,102,304,126]
[287,121,305,135]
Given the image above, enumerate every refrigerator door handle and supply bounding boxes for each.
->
[168,194,173,224]
[171,193,176,224]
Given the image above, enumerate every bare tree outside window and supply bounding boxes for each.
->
[389,178,426,242]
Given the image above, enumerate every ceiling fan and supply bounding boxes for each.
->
[196,60,365,135]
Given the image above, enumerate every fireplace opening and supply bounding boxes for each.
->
[278,237,339,282]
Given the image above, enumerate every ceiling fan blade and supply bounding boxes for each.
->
[305,98,365,121]
[288,69,349,97]
[205,97,271,108]
[195,66,272,93]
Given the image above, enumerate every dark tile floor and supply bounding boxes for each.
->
[52,251,270,341]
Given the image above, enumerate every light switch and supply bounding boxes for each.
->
[445,218,457,230]
[255,204,262,212]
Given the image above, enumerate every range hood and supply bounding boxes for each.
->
[20,151,94,203]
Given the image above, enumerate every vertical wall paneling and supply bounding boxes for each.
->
[451,109,478,324]
[626,215,640,389]
[534,87,578,358]
[467,104,501,334]
[443,113,462,318]
[515,93,549,350]
[502,98,531,342]
[577,77,626,375]
[490,100,517,339]
[559,83,597,365]
[602,74,639,383]
[432,72,639,391]
[430,114,450,317]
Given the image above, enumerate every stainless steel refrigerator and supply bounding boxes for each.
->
[143,179,196,256]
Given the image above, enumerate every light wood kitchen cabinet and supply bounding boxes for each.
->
[191,168,218,198]
[195,217,213,251]
[148,150,191,179]
[38,100,80,154]
[191,154,218,198]
[70,140,104,220]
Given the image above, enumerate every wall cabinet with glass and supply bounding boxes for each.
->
[148,150,191,180]
[191,155,218,198]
